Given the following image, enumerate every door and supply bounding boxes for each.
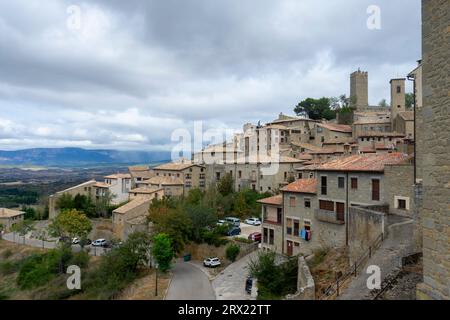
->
[336,202,345,222]
[372,179,380,201]
[287,240,293,256]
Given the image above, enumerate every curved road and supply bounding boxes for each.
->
[165,260,215,300]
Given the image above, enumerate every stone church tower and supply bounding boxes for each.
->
[390,78,406,130]
[350,70,369,111]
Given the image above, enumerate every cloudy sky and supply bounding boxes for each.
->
[0,0,421,151]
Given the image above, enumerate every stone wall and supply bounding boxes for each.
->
[416,0,450,300]
[285,256,315,300]
[348,205,386,265]
[384,164,415,218]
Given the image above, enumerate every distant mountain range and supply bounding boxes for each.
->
[0,148,171,167]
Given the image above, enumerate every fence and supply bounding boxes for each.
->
[319,232,385,300]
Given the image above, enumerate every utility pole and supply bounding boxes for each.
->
[154,265,159,297]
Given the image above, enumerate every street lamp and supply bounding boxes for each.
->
[154,263,159,297]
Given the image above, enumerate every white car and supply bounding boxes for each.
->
[245,218,261,226]
[216,219,226,226]
[72,237,80,244]
[203,257,221,268]
[92,239,107,247]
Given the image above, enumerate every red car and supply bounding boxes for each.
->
[248,232,262,243]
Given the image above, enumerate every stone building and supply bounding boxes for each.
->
[416,0,450,300]
[112,197,152,240]
[0,208,25,232]
[258,195,283,254]
[103,173,132,204]
[350,70,369,110]
[152,160,206,191]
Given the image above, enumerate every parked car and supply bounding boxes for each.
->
[245,276,253,294]
[92,239,107,247]
[248,232,262,243]
[216,219,226,226]
[203,257,221,268]
[244,217,261,226]
[227,227,241,236]
[72,237,80,244]
[224,217,241,227]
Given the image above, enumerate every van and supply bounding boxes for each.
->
[224,217,240,227]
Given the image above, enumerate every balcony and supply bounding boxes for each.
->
[315,209,345,225]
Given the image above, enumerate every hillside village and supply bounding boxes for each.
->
[0,0,448,302]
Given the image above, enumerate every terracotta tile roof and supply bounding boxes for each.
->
[113,198,151,215]
[257,194,283,206]
[146,176,184,186]
[233,154,303,164]
[104,173,131,179]
[309,148,344,155]
[129,187,163,194]
[318,123,352,133]
[354,119,391,125]
[291,142,322,152]
[94,182,111,188]
[398,111,414,121]
[128,166,150,172]
[315,153,412,172]
[281,179,317,194]
[295,153,314,160]
[357,132,405,137]
[56,180,97,194]
[323,137,356,144]
[0,208,25,218]
[153,160,203,171]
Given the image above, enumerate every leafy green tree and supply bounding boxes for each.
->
[186,205,217,242]
[294,97,336,120]
[55,193,74,211]
[186,188,204,205]
[95,190,116,218]
[48,209,92,244]
[21,206,36,220]
[405,92,415,109]
[217,173,234,196]
[149,203,192,253]
[226,244,240,262]
[152,233,174,273]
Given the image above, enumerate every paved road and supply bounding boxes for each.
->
[212,251,258,300]
[165,260,216,300]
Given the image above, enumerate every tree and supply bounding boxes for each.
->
[378,99,389,108]
[48,209,92,243]
[95,190,116,218]
[405,93,415,109]
[148,202,192,253]
[186,205,217,242]
[55,193,74,211]
[226,244,240,262]
[294,97,336,120]
[186,188,204,205]
[152,233,174,273]
[21,206,36,220]
[217,173,234,196]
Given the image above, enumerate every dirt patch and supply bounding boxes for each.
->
[307,247,350,299]
[117,269,172,300]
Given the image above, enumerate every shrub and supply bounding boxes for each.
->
[0,261,19,275]
[2,249,13,259]
[226,244,240,262]
[69,251,90,268]
[234,237,254,244]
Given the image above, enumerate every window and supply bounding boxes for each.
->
[199,173,205,179]
[304,199,311,208]
[321,176,327,195]
[398,199,406,210]
[277,208,282,223]
[294,220,300,237]
[351,178,358,190]
[304,220,311,231]
[284,172,288,180]
[397,85,401,93]
[338,177,345,189]
[298,173,303,179]
[238,171,242,178]
[319,200,334,212]
[289,196,296,207]
[269,229,274,245]
[216,172,221,180]
[263,228,268,244]
[286,218,293,235]
[372,179,380,201]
